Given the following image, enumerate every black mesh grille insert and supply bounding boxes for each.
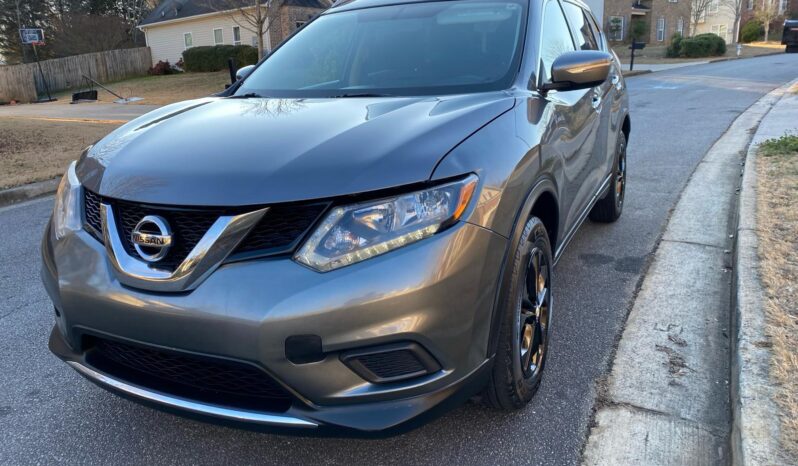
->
[114,200,221,272]
[354,350,427,380]
[87,337,292,412]
[83,189,103,242]
[234,203,328,256]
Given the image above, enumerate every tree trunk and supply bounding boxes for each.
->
[764,21,770,42]
[255,0,265,60]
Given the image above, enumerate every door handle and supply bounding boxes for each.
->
[611,74,622,90]
[592,91,602,110]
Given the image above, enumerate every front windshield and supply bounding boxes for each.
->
[236,0,527,97]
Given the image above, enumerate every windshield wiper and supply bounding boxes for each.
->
[330,92,395,98]
[228,92,263,99]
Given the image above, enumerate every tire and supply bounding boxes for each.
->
[589,132,627,223]
[483,216,553,410]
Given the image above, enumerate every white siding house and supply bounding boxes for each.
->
[140,10,270,66]
[138,0,330,66]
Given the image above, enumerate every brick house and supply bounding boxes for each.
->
[603,0,692,43]
[138,0,330,66]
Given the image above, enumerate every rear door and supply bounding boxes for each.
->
[538,0,602,235]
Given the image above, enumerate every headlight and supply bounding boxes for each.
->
[295,175,478,272]
[53,161,82,240]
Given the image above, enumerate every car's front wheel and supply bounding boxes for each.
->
[483,216,552,410]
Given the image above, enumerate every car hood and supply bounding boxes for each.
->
[78,94,515,206]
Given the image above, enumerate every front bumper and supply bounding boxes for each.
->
[42,219,506,431]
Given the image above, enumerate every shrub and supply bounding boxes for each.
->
[148,60,179,75]
[665,33,683,58]
[675,33,726,58]
[740,20,763,43]
[181,45,258,72]
[630,20,648,42]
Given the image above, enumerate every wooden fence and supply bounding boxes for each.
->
[0,47,151,103]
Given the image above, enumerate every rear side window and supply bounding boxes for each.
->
[561,2,598,51]
[539,0,576,83]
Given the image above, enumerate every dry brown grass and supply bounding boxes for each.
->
[51,71,230,106]
[0,118,119,190]
[756,134,798,459]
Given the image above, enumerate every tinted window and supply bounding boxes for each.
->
[540,0,575,83]
[561,2,598,50]
[237,0,527,98]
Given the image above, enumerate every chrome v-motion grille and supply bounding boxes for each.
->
[82,189,328,292]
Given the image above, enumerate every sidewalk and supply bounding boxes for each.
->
[582,80,797,465]
[619,61,710,73]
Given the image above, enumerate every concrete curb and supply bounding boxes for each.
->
[582,79,791,466]
[731,79,798,466]
[0,178,59,208]
[622,69,653,77]
[622,50,786,77]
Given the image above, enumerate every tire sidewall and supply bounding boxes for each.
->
[489,216,553,407]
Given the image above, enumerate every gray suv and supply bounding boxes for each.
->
[43,0,629,432]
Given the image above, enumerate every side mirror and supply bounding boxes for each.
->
[235,65,256,81]
[541,51,612,92]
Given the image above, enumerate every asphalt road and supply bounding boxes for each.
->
[1,54,796,465]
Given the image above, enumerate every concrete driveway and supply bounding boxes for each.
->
[0,101,159,122]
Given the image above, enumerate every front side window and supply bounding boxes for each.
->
[656,17,665,41]
[233,26,241,45]
[677,17,684,35]
[184,32,193,49]
[237,0,528,98]
[214,28,223,45]
[562,2,598,50]
[539,0,576,83]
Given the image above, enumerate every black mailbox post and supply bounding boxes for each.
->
[628,40,646,71]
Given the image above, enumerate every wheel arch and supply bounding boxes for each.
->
[621,114,631,142]
[485,178,559,359]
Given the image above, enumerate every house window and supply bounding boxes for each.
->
[607,16,624,41]
[656,17,665,42]
[213,28,223,45]
[668,0,677,3]
[676,17,684,35]
[183,32,193,49]
[747,0,753,9]
[233,26,241,45]
[708,0,719,14]
[711,24,728,41]
[778,0,788,14]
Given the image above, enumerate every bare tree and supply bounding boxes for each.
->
[691,0,714,36]
[755,0,782,41]
[721,0,744,43]
[205,0,283,59]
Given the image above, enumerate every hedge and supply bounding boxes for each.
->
[181,45,258,72]
[740,20,763,43]
[669,33,726,58]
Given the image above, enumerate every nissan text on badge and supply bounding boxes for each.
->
[43,0,630,431]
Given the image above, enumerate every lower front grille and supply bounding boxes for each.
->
[86,337,292,412]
